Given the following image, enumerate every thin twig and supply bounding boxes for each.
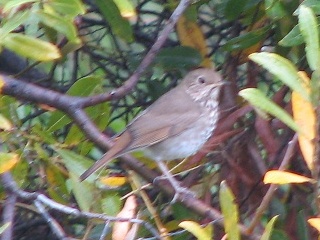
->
[34,200,67,240]
[99,221,111,240]
[80,0,193,105]
[1,192,16,240]
[246,134,298,234]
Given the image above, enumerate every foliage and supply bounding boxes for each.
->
[0,0,320,239]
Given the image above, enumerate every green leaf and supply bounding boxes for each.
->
[311,69,320,106]
[183,4,198,21]
[36,11,80,43]
[68,172,96,212]
[265,0,288,20]
[113,0,136,18]
[298,5,320,71]
[12,160,28,187]
[64,125,85,146]
[60,41,82,55]
[46,111,71,133]
[55,148,93,178]
[64,78,110,147]
[0,11,30,37]
[239,88,299,132]
[279,25,304,47]
[64,76,110,148]
[222,26,270,52]
[3,0,39,13]
[179,221,212,240]
[224,0,249,20]
[31,124,56,144]
[249,52,309,101]
[219,181,240,240]
[270,229,289,240]
[101,194,122,216]
[64,100,110,146]
[296,0,320,15]
[55,148,102,211]
[86,101,110,128]
[95,0,133,42]
[155,46,202,69]
[0,96,16,121]
[44,0,85,18]
[109,115,126,133]
[79,142,95,156]
[47,76,103,131]
[67,76,103,96]
[261,216,278,240]
[2,33,61,61]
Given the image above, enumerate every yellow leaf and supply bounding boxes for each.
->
[99,176,127,187]
[292,71,315,170]
[0,114,13,131]
[113,0,136,19]
[0,75,5,92]
[45,165,69,204]
[177,16,212,67]
[308,218,320,233]
[263,170,314,184]
[179,221,212,240]
[0,152,19,174]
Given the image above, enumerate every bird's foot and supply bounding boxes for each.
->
[155,161,197,203]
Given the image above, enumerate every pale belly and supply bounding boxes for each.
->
[143,112,217,161]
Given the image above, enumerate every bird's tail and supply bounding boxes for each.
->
[79,152,114,181]
[79,131,132,181]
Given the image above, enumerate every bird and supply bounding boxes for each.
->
[80,68,224,200]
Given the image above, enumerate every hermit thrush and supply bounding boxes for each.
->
[80,68,224,198]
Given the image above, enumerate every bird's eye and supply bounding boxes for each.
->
[198,76,206,84]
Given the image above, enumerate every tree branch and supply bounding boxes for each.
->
[246,134,298,234]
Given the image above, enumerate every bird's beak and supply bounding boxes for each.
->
[209,80,229,89]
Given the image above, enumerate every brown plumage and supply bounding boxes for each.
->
[80,68,224,185]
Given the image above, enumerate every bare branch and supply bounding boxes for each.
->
[81,0,193,105]
[1,192,16,240]
[246,134,298,234]
[1,172,160,239]
[34,200,67,240]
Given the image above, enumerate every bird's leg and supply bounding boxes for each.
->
[156,161,196,202]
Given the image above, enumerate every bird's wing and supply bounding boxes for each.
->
[123,86,202,150]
